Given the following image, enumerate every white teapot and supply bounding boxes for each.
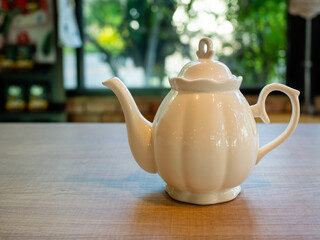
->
[103,38,300,205]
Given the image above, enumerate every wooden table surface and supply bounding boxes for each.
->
[0,123,319,239]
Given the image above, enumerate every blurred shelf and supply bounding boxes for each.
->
[0,4,65,123]
[0,65,55,82]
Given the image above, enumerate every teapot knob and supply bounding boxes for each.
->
[196,38,215,59]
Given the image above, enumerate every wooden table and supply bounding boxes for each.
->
[0,123,319,239]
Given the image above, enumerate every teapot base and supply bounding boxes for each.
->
[165,185,241,205]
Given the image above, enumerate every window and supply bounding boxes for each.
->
[64,0,287,93]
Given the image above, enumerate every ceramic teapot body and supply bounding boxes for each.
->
[153,89,258,203]
[103,38,300,205]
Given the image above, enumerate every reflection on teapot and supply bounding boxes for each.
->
[103,38,300,205]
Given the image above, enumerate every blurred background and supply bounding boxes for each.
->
[0,0,319,123]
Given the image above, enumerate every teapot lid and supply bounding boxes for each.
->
[169,38,242,92]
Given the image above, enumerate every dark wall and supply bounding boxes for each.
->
[287,14,320,103]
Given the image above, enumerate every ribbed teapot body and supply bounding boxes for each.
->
[152,89,258,193]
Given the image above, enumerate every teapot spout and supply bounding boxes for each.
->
[102,78,157,173]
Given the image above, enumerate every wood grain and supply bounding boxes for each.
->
[0,123,319,239]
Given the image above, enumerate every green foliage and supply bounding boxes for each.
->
[84,0,125,57]
[84,0,186,84]
[222,0,287,86]
[84,0,287,87]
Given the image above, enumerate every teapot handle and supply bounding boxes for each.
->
[250,83,300,164]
